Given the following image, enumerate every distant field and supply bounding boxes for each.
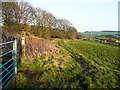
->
[82,31,120,36]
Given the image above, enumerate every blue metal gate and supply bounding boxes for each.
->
[0,39,17,88]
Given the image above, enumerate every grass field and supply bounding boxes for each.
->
[9,39,120,88]
[61,40,120,88]
[83,31,120,36]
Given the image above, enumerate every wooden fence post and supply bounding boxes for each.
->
[21,32,25,63]
[13,38,17,74]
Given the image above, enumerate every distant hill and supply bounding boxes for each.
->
[82,30,120,36]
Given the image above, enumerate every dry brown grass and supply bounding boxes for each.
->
[1,30,55,61]
[25,36,55,60]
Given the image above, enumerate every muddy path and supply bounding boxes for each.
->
[57,41,90,89]
[58,41,87,71]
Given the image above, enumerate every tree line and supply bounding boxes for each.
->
[1,0,79,39]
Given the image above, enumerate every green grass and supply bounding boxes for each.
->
[83,31,119,36]
[61,40,120,88]
[9,39,120,88]
[95,37,106,40]
[9,43,83,88]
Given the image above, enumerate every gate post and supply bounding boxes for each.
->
[21,32,25,63]
[13,38,17,74]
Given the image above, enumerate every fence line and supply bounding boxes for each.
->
[0,39,17,88]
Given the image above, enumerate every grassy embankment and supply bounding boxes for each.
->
[9,40,120,88]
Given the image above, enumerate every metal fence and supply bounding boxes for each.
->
[0,39,17,88]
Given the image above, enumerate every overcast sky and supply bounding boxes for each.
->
[26,0,119,32]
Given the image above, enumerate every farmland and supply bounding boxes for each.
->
[9,39,120,88]
[79,34,120,46]
[58,40,120,88]
[82,31,120,36]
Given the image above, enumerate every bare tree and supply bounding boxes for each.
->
[2,0,78,39]
[18,1,32,24]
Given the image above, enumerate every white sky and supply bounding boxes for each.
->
[26,0,119,32]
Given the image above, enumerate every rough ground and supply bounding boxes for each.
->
[1,30,56,60]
